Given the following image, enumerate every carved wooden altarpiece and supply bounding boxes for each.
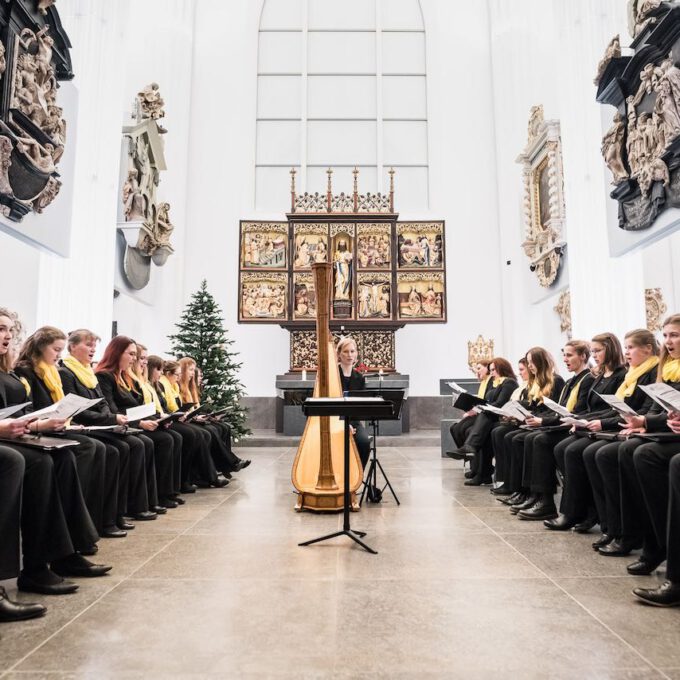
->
[238,168,447,372]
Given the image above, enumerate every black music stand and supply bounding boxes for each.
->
[347,389,405,507]
[299,396,394,554]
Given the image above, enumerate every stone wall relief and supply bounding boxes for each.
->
[645,287,668,331]
[553,289,572,338]
[516,106,566,287]
[467,335,494,373]
[118,83,174,289]
[0,4,73,221]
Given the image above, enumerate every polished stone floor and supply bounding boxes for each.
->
[1,445,680,679]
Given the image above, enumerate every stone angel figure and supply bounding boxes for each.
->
[594,35,621,86]
[122,169,147,222]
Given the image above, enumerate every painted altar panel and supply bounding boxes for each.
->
[239,222,288,270]
[292,222,328,269]
[396,222,444,269]
[356,222,391,269]
[396,271,445,321]
[239,271,288,322]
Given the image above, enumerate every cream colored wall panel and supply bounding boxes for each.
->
[308,32,376,74]
[256,121,301,164]
[383,120,427,164]
[308,75,376,118]
[309,0,376,30]
[258,31,302,73]
[381,0,424,30]
[382,75,426,118]
[257,75,302,118]
[259,0,303,30]
[384,166,427,211]
[307,165,377,193]
[382,32,425,74]
[307,120,376,165]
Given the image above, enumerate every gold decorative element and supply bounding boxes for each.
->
[645,287,668,331]
[357,223,391,269]
[240,222,288,269]
[517,106,566,287]
[357,273,391,319]
[396,272,445,320]
[594,35,621,86]
[330,222,355,237]
[467,335,494,373]
[554,290,572,338]
[397,222,444,269]
[293,273,316,320]
[290,329,395,371]
[293,223,328,269]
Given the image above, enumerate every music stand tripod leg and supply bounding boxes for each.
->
[375,456,400,505]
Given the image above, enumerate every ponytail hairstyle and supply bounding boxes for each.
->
[16,326,66,370]
[658,313,680,381]
[623,328,659,359]
[526,346,557,397]
[563,339,591,364]
[591,332,625,376]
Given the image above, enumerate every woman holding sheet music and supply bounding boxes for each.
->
[544,332,626,532]
[576,330,659,555]
[0,311,111,594]
[14,326,113,544]
[59,328,151,529]
[449,360,493,451]
[96,336,178,513]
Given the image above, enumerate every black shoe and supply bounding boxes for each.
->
[18,568,78,596]
[131,510,157,521]
[490,484,512,496]
[117,517,135,530]
[510,494,536,515]
[627,554,665,576]
[0,586,47,622]
[498,491,523,506]
[573,517,598,534]
[78,544,98,556]
[160,498,178,509]
[518,498,558,521]
[633,581,680,607]
[173,496,186,505]
[464,470,475,479]
[194,481,211,489]
[598,537,642,556]
[51,554,112,578]
[592,534,613,551]
[210,478,229,488]
[233,460,250,472]
[445,446,477,461]
[223,472,232,480]
[181,483,197,493]
[238,459,251,469]
[102,526,127,539]
[544,514,575,531]
[151,505,168,515]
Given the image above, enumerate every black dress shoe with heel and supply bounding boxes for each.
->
[598,537,642,556]
[573,516,598,534]
[17,568,78,595]
[51,554,112,578]
[117,517,135,530]
[627,553,665,576]
[102,525,127,538]
[0,587,47,621]
[544,514,575,531]
[518,496,558,521]
[591,534,612,551]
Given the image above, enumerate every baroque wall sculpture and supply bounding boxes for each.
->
[0,1,72,221]
[118,84,174,289]
[645,287,668,330]
[554,289,573,338]
[467,335,494,373]
[597,2,680,231]
[516,106,567,287]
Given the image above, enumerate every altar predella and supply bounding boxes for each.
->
[597,0,680,230]
[0,0,71,221]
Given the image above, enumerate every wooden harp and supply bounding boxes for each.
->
[291,262,363,511]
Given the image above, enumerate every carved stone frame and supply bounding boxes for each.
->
[516,106,567,288]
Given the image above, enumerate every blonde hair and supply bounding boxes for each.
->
[178,357,200,404]
[0,307,16,372]
[336,336,358,363]
[659,314,680,381]
[526,346,557,397]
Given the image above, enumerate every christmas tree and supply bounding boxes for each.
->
[169,280,250,440]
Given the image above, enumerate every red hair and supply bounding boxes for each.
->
[95,335,136,388]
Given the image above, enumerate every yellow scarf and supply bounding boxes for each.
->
[35,360,64,403]
[565,372,589,413]
[476,376,490,398]
[130,370,164,415]
[18,376,31,397]
[159,375,180,413]
[663,358,680,383]
[492,377,506,388]
[616,356,660,399]
[63,355,98,389]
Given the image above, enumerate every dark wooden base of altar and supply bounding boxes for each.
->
[275,373,410,436]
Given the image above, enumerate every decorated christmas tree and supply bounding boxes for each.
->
[169,280,250,440]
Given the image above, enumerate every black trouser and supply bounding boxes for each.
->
[618,437,659,555]
[80,435,120,531]
[189,424,219,484]
[120,434,149,515]
[140,430,175,501]
[465,411,498,450]
[170,421,197,487]
[450,415,476,448]
[555,435,595,521]
[668,454,680,582]
[520,430,544,489]
[351,421,371,468]
[490,423,519,483]
[201,423,239,474]
[506,429,531,493]
[163,426,183,494]
[633,441,680,562]
[0,445,77,578]
[529,430,569,494]
[588,440,620,536]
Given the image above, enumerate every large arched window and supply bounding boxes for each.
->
[256,0,428,212]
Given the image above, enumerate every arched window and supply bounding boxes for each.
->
[256,0,428,211]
